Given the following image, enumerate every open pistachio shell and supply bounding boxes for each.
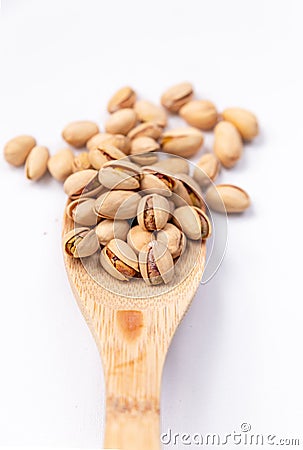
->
[173,205,211,240]
[98,160,141,190]
[66,198,99,226]
[127,226,153,254]
[173,173,204,208]
[88,143,125,170]
[63,227,100,258]
[193,153,221,188]
[139,241,174,285]
[107,86,136,113]
[63,169,104,199]
[134,100,167,127]
[156,223,186,259]
[100,238,139,281]
[128,121,163,140]
[160,127,204,158]
[95,219,130,246]
[140,167,175,197]
[95,190,141,220]
[130,136,159,165]
[137,194,169,231]
[152,157,189,175]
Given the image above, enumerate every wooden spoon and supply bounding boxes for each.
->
[63,208,206,450]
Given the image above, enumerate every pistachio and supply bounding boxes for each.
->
[205,184,250,213]
[193,153,220,188]
[127,226,153,254]
[130,136,159,165]
[139,241,174,285]
[64,169,103,199]
[134,100,167,127]
[47,148,74,181]
[153,157,189,174]
[127,122,163,140]
[222,107,259,140]
[173,205,211,240]
[86,133,113,151]
[63,227,99,258]
[213,121,243,168]
[88,143,125,170]
[71,151,91,173]
[95,219,130,246]
[4,135,36,166]
[161,82,193,113]
[173,173,204,208]
[104,134,131,155]
[105,108,137,135]
[161,127,204,158]
[137,194,170,231]
[180,100,218,130]
[107,86,136,113]
[95,190,141,220]
[100,238,140,281]
[141,167,175,197]
[156,223,186,259]
[25,145,49,180]
[66,198,99,226]
[62,121,99,148]
[98,160,141,190]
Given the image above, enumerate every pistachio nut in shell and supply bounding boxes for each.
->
[88,143,125,170]
[156,223,186,259]
[98,160,141,190]
[193,153,220,188]
[4,135,36,166]
[62,121,99,148]
[86,133,113,151]
[153,157,189,175]
[128,122,163,140]
[130,136,159,165]
[134,100,167,127]
[105,108,137,135]
[205,184,250,213]
[47,148,74,181]
[161,82,193,113]
[72,151,91,172]
[173,205,211,240]
[140,167,175,197]
[127,226,153,254]
[137,194,170,231]
[95,219,130,245]
[25,145,49,180]
[180,100,218,130]
[107,86,136,113]
[104,134,131,155]
[173,173,204,208]
[213,121,243,168]
[161,127,204,158]
[95,190,141,220]
[222,107,259,140]
[100,238,139,281]
[139,241,174,285]
[64,169,103,199]
[63,227,99,258]
[66,197,99,226]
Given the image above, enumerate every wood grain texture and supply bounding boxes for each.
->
[63,208,206,450]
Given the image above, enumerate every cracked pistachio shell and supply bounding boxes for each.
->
[88,143,125,170]
[128,121,163,140]
[86,133,113,151]
[95,219,130,245]
[62,121,99,148]
[98,160,141,190]
[63,227,99,258]
[139,241,174,285]
[161,82,193,113]
[214,121,243,168]
[193,153,220,188]
[161,127,204,158]
[127,226,153,254]
[153,157,189,175]
[173,205,211,240]
[173,173,204,208]
[95,190,141,220]
[130,136,159,165]
[4,135,36,166]
[25,145,49,180]
[72,151,91,173]
[105,108,137,135]
[66,198,99,226]
[100,238,139,281]
[222,107,259,140]
[180,100,218,130]
[134,100,167,127]
[48,148,74,181]
[140,167,175,197]
[156,223,186,259]
[107,86,136,113]
[205,184,250,213]
[137,194,170,231]
[63,169,103,199]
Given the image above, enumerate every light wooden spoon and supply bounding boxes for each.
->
[63,208,206,450]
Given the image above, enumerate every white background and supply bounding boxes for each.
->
[1,0,303,448]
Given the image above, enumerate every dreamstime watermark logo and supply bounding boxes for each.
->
[161,423,301,446]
